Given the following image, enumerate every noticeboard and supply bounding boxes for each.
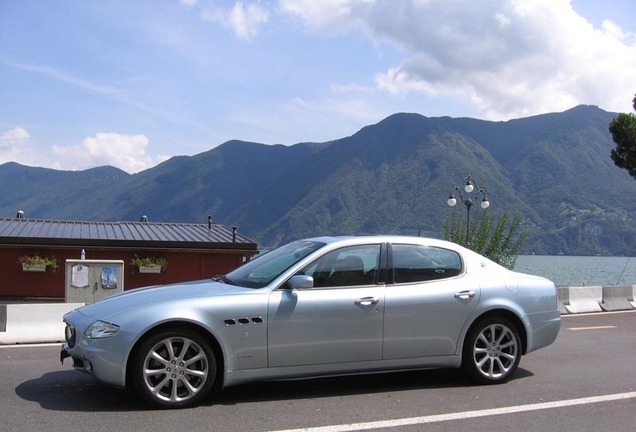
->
[65,259,125,304]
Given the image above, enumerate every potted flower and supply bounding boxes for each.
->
[19,255,58,272]
[131,255,168,274]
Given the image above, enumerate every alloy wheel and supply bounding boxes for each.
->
[471,322,519,380]
[141,336,210,404]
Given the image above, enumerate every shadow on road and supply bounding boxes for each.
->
[15,370,143,412]
[211,367,534,407]
[15,367,533,412]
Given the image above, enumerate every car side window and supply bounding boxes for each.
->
[299,244,381,288]
[391,244,462,284]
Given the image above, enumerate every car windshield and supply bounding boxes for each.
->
[225,240,326,288]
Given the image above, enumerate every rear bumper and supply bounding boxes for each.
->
[525,310,561,353]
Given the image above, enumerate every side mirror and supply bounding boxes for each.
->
[287,275,314,290]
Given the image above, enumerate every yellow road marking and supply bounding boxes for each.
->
[567,325,617,331]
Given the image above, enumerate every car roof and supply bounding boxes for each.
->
[298,235,508,273]
[302,235,466,250]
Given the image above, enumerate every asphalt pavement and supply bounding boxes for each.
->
[1,311,635,432]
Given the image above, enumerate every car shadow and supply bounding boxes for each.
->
[15,367,534,412]
[15,370,143,412]
[210,367,534,406]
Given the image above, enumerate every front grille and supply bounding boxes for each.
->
[65,323,76,348]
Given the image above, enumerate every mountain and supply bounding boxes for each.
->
[1,105,634,255]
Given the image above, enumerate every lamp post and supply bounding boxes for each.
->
[447,175,490,245]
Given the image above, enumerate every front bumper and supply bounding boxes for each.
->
[61,342,98,376]
[61,314,131,389]
[60,345,71,363]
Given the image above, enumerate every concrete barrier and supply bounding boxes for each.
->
[0,303,84,344]
[557,287,569,314]
[0,305,6,332]
[600,285,636,312]
[563,286,603,314]
[2,285,635,345]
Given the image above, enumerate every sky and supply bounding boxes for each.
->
[1,0,636,174]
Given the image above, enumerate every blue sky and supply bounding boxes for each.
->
[1,0,636,173]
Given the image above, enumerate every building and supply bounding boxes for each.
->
[0,216,258,299]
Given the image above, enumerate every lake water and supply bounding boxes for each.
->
[514,255,636,287]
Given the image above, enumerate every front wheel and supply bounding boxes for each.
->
[130,328,217,408]
[462,317,521,384]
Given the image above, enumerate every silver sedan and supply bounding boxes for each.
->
[61,236,561,408]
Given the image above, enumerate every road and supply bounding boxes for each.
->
[1,311,635,432]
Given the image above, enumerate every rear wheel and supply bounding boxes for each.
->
[131,328,217,408]
[462,317,521,384]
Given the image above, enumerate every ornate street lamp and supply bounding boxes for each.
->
[447,175,490,245]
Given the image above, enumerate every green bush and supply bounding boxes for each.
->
[443,209,526,269]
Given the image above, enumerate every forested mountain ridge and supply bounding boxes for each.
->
[1,105,634,255]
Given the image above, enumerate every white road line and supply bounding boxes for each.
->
[268,391,636,432]
[561,310,636,318]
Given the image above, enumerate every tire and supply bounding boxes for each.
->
[461,317,521,384]
[130,328,217,408]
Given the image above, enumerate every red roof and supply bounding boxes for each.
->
[0,218,257,251]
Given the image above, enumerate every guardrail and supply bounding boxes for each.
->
[1,285,635,344]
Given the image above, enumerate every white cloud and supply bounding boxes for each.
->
[0,127,33,165]
[279,0,358,34]
[1,128,167,173]
[281,0,636,119]
[199,1,269,40]
[1,59,162,116]
[3,60,126,100]
[0,127,30,144]
[52,132,164,174]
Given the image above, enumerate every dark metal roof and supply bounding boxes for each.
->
[0,218,257,251]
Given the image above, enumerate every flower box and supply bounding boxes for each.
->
[138,265,162,274]
[22,263,47,272]
[19,255,58,272]
[131,255,168,274]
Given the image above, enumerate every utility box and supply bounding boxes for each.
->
[65,259,125,304]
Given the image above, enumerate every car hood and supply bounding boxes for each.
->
[74,279,259,319]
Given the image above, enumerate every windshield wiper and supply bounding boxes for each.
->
[211,274,233,285]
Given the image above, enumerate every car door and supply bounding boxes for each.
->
[267,244,385,367]
[383,243,480,359]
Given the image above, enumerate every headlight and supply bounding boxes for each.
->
[85,321,120,339]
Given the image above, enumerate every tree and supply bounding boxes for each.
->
[443,209,526,269]
[609,93,636,180]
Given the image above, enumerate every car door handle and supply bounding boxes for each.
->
[454,290,476,300]
[355,297,380,306]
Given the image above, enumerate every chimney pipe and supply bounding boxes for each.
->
[232,226,237,243]
[140,215,148,223]
[16,210,24,219]
[208,215,212,230]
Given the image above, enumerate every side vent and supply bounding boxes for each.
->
[224,317,264,326]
